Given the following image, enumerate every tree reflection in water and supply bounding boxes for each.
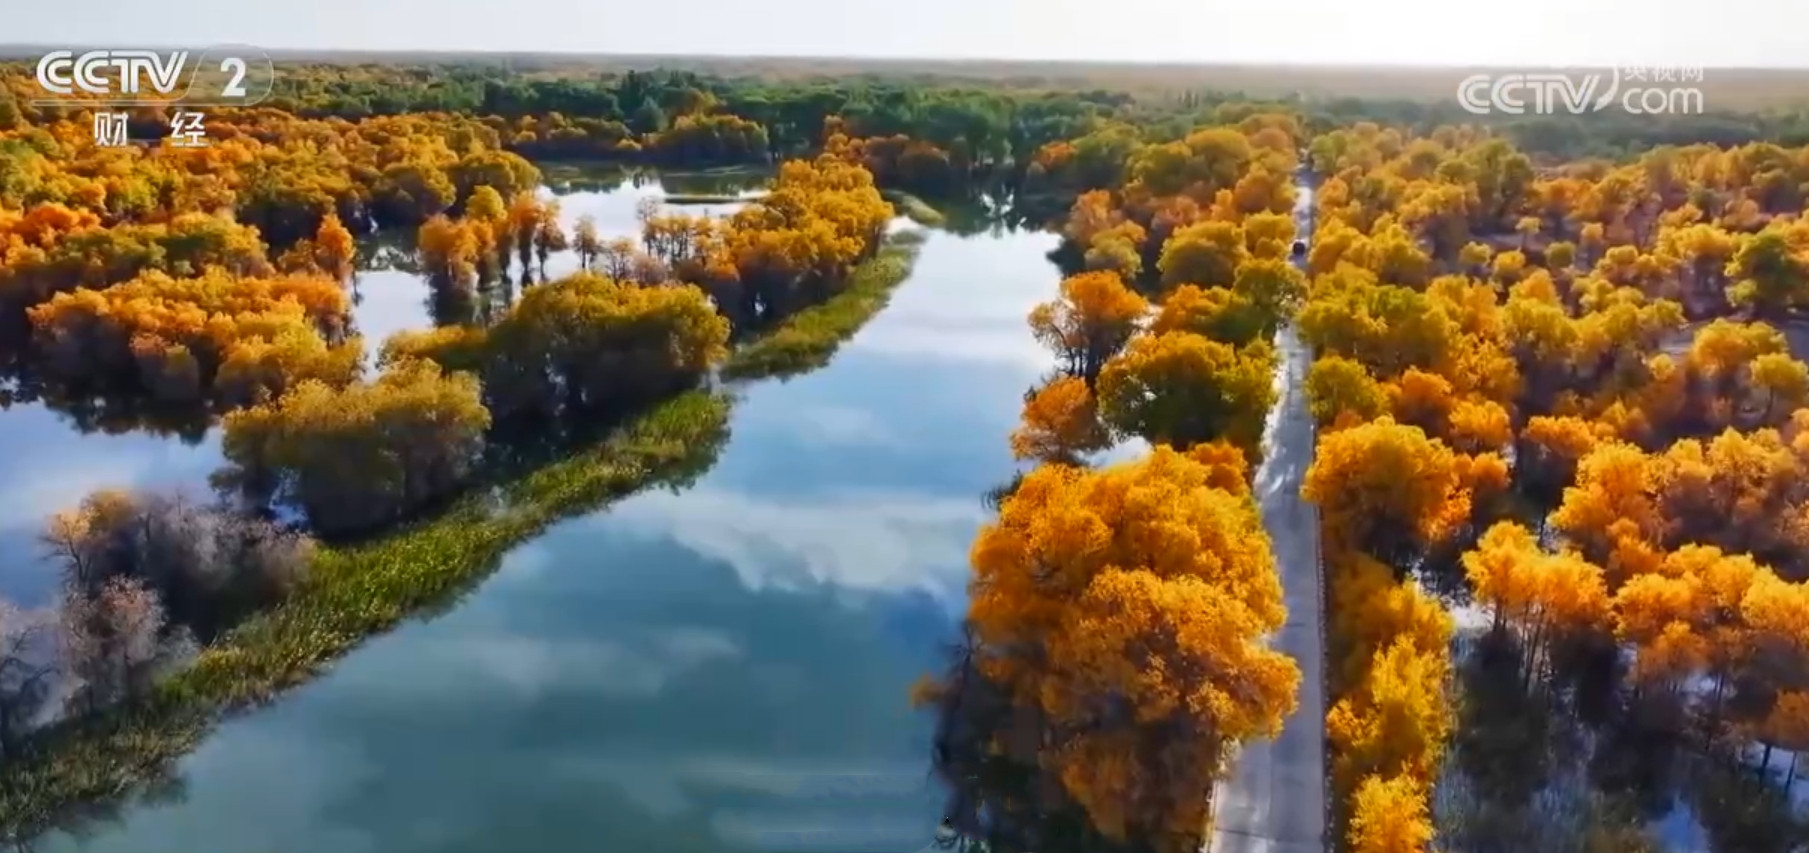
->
[922,629,1152,853]
[923,474,1149,853]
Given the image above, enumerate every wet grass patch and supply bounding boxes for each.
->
[0,390,732,840]
[720,233,926,382]
[881,190,948,227]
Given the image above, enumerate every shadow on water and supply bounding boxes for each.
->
[921,635,1120,853]
[912,472,1154,853]
[1434,626,1809,853]
[10,401,737,849]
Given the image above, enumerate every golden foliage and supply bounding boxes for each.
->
[1347,774,1437,853]
[1328,638,1452,798]
[968,448,1297,850]
[1303,418,1470,561]
[219,357,491,536]
[26,269,358,407]
[1306,355,1389,429]
[1151,283,1267,349]
[1028,270,1150,382]
[1009,375,1112,464]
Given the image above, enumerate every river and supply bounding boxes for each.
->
[4,170,1066,852]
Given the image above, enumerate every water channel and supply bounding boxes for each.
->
[1,170,1068,852]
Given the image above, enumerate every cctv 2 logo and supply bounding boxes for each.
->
[33,47,274,106]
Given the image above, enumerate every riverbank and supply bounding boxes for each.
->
[663,192,756,205]
[881,191,947,228]
[0,240,926,841]
[0,391,731,840]
[722,231,924,382]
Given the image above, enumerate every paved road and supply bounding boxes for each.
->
[1206,170,1327,853]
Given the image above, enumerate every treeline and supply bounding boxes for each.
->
[1299,96,1809,163]
[235,60,1809,164]
[1297,125,1809,851]
[9,59,1802,210]
[0,64,1328,202]
[245,65,1181,174]
[0,65,1108,187]
[920,116,1308,853]
[0,109,540,249]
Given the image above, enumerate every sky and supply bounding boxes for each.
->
[5,0,1806,68]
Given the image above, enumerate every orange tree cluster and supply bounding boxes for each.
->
[636,152,893,330]
[1298,123,1809,850]
[920,119,1306,853]
[0,106,544,418]
[3,207,364,416]
[416,186,570,292]
[1301,416,1466,853]
[1016,115,1307,468]
[1008,114,1311,468]
[25,266,361,409]
[1297,126,1518,853]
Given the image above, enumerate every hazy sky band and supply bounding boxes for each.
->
[5,0,1805,68]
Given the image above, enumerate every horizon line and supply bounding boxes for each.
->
[0,44,1805,72]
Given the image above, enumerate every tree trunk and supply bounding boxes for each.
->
[1707,672,1728,742]
[1521,617,1547,692]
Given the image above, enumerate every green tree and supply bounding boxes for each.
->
[1096,332,1276,460]
[218,358,492,536]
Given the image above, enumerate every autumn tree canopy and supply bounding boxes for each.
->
[966,448,1298,852]
[1009,375,1112,465]
[217,357,492,536]
[1028,270,1150,384]
[1096,331,1275,461]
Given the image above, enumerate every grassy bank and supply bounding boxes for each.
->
[882,190,948,227]
[0,391,732,838]
[0,238,928,840]
[721,232,926,382]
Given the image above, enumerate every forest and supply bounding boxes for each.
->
[918,108,1809,853]
[0,54,1805,853]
